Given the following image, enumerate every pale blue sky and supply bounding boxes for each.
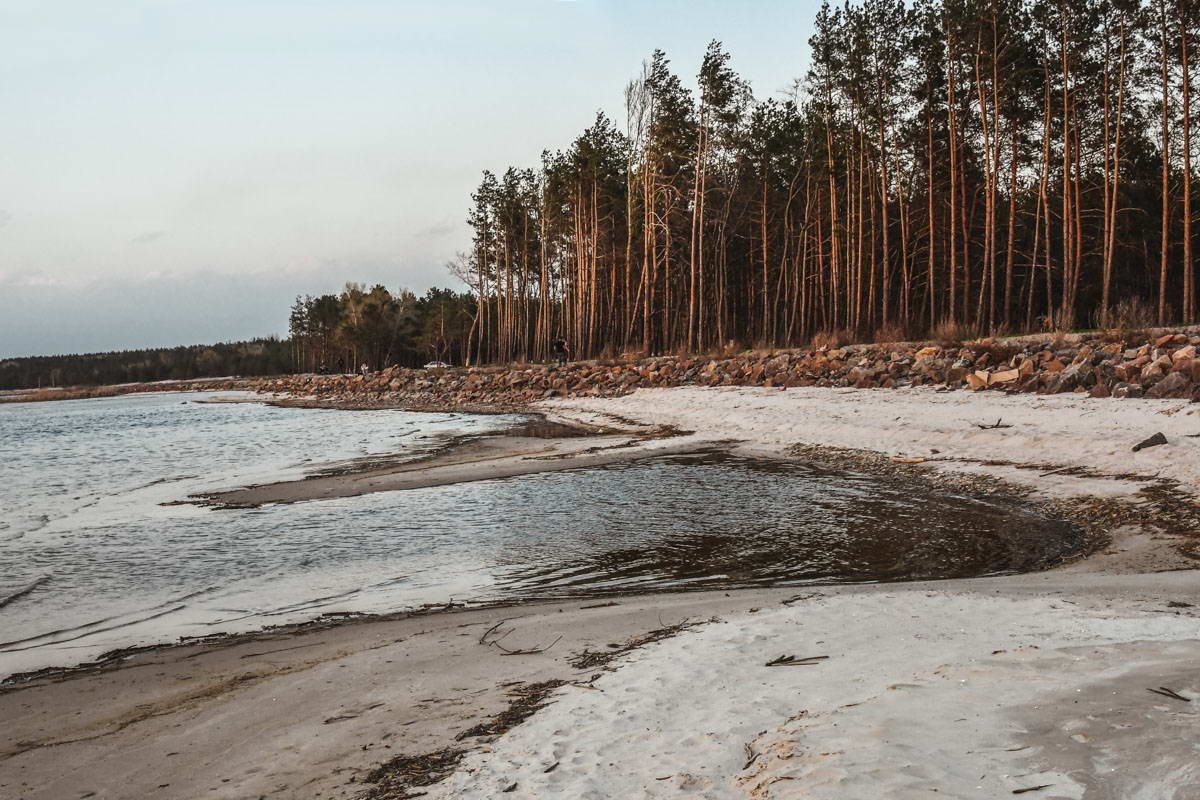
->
[0,0,816,357]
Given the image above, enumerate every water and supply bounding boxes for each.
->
[0,392,1081,678]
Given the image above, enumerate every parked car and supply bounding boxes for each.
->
[423,361,451,369]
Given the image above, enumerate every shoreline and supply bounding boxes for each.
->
[1,385,1197,798]
[5,325,1200,412]
[191,414,698,508]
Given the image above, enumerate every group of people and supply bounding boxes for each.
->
[314,359,373,376]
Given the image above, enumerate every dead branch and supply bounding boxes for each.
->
[1147,687,1191,703]
[479,618,515,646]
[491,635,563,656]
[765,654,829,667]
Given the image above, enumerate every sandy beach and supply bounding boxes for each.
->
[2,385,1198,799]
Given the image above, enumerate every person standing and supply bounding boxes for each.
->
[552,337,571,367]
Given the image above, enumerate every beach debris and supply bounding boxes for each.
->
[478,618,562,655]
[543,762,559,774]
[1012,785,1053,795]
[359,747,464,799]
[502,782,518,792]
[323,702,385,724]
[781,593,821,606]
[976,418,1013,430]
[579,601,620,610]
[890,455,927,463]
[457,680,566,739]
[1147,687,1191,703]
[765,654,829,667]
[1167,600,1194,608]
[1132,432,1169,452]
[569,617,712,670]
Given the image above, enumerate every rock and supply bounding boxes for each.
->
[914,346,939,360]
[1146,371,1192,399]
[1043,358,1066,373]
[1140,363,1166,386]
[1132,432,1168,452]
[991,368,1020,385]
[1171,345,1196,363]
[1111,382,1144,399]
[1088,383,1111,398]
[967,371,989,391]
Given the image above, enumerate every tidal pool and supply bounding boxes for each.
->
[0,393,1081,677]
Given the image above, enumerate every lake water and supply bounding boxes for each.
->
[0,392,1082,678]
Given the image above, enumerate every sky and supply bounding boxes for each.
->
[0,0,817,357]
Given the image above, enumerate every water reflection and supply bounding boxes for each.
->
[486,453,1080,596]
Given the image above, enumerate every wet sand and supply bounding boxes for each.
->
[2,572,1196,800]
[196,417,696,508]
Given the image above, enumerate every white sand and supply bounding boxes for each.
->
[548,386,1200,499]
[429,583,1199,799]
[416,387,1200,799]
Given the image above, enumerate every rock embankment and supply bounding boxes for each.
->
[254,329,1200,409]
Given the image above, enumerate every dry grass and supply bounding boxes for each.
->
[1099,296,1158,342]
[873,323,907,346]
[930,319,976,345]
[809,329,853,349]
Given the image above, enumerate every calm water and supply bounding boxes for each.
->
[0,392,1081,678]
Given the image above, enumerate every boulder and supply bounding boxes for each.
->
[1043,358,1066,373]
[1146,371,1193,399]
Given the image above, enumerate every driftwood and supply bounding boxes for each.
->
[478,618,562,655]
[976,418,1013,430]
[765,654,829,667]
[1147,687,1191,703]
[1012,785,1053,795]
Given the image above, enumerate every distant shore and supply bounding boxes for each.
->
[5,325,1199,414]
[2,380,1197,799]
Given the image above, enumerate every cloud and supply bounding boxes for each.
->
[414,217,457,239]
[131,229,166,245]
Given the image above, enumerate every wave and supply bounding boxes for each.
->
[0,604,187,653]
[0,575,50,609]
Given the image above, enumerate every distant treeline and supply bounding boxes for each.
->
[1,285,478,390]
[0,339,295,390]
[288,284,476,372]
